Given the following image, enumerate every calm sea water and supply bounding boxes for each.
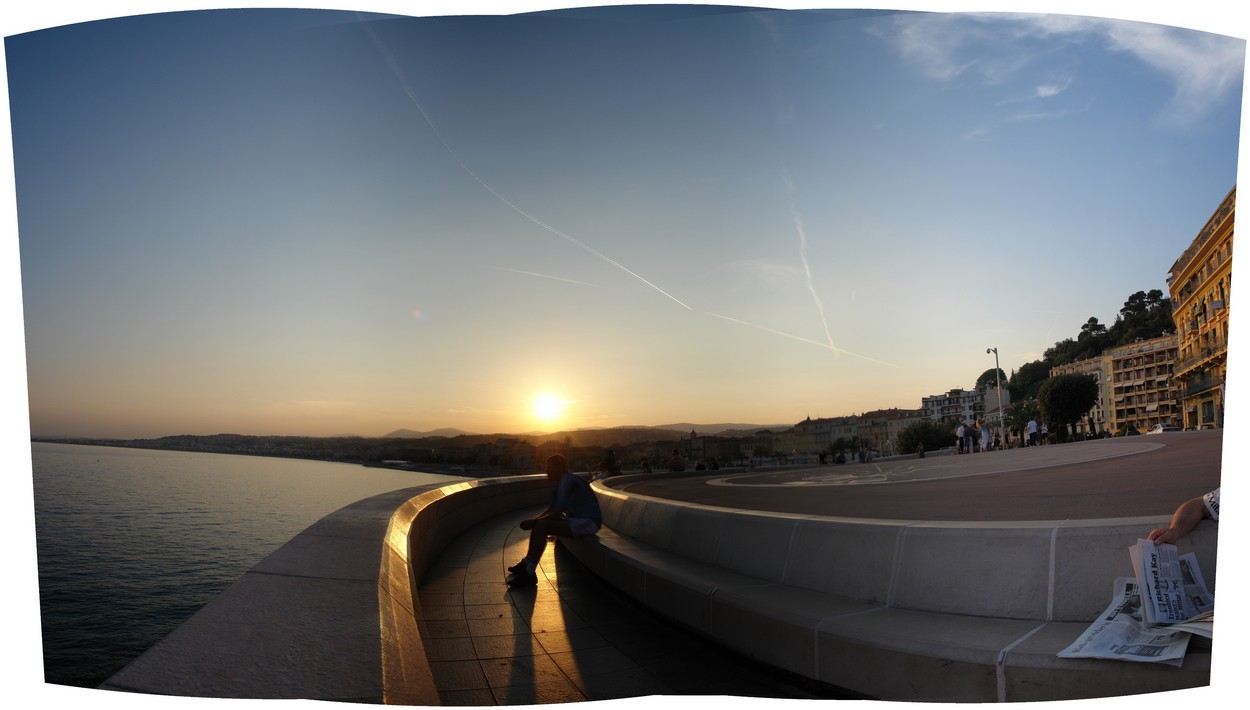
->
[30,442,463,688]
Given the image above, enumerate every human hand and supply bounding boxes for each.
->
[1147,527,1178,545]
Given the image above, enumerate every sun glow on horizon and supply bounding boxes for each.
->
[532,393,565,424]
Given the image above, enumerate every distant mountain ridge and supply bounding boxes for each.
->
[651,423,789,436]
[382,423,789,443]
[383,427,475,439]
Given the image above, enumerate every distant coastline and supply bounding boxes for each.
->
[30,423,787,475]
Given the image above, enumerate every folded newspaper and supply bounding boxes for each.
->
[1057,540,1213,664]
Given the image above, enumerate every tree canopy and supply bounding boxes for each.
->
[1042,290,1173,368]
[1005,289,1173,404]
[976,367,1008,389]
[896,418,956,455]
[1038,374,1099,440]
[1008,361,1051,401]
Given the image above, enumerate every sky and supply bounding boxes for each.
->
[2,2,1246,441]
[2,5,1248,710]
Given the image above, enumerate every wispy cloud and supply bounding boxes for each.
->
[712,258,804,286]
[1034,77,1072,98]
[1006,99,1093,124]
[876,13,1244,126]
[1097,20,1245,125]
[488,266,598,288]
[963,125,992,142]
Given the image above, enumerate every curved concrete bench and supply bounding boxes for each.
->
[102,474,551,702]
[377,475,552,703]
[560,475,1216,702]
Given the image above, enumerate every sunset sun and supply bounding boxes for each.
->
[533,394,565,423]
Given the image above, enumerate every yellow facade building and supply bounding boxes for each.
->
[1107,335,1180,434]
[1167,186,1234,430]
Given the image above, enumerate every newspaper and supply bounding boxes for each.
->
[1057,578,1191,665]
[1128,539,1214,633]
[1057,540,1214,663]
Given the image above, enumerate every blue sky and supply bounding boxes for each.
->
[3,2,1245,439]
[2,4,1247,709]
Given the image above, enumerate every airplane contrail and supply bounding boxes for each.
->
[784,172,837,350]
[360,20,693,311]
[489,266,599,287]
[360,17,895,366]
[704,312,897,367]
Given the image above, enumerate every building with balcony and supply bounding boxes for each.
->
[1050,356,1111,435]
[1106,335,1181,434]
[861,408,923,457]
[1167,186,1233,429]
[920,386,1007,425]
[773,415,860,457]
[921,388,980,422]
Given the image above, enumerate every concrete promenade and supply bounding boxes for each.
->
[622,430,1222,521]
[100,431,1223,704]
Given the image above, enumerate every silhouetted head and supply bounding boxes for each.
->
[545,453,569,481]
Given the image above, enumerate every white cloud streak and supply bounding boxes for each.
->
[360,17,694,311]
[783,173,836,350]
[488,266,599,287]
[363,14,898,369]
[878,12,1244,125]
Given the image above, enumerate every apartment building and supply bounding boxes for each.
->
[773,415,861,456]
[861,408,923,457]
[1107,334,1181,434]
[1167,186,1233,430]
[921,388,979,421]
[1050,356,1111,435]
[920,386,1008,424]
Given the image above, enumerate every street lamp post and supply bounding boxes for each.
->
[987,347,1004,450]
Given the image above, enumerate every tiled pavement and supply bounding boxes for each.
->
[416,505,855,704]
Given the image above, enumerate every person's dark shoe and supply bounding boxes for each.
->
[506,569,538,587]
[507,560,528,575]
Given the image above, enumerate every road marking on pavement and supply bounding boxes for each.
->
[704,442,1163,488]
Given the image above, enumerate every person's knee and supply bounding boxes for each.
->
[531,519,563,537]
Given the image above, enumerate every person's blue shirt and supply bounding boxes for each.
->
[553,473,601,524]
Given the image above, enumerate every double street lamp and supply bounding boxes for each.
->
[986,347,1005,449]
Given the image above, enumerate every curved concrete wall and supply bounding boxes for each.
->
[377,474,553,703]
[592,474,1218,623]
[102,474,552,702]
[100,471,1215,703]
[569,476,1216,701]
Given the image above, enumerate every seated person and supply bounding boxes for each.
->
[507,454,601,587]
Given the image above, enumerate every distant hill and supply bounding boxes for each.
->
[383,427,476,439]
[653,423,791,436]
[382,423,786,443]
[517,424,789,448]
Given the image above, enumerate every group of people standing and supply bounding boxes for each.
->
[1021,418,1050,447]
[954,418,997,453]
[956,417,1055,453]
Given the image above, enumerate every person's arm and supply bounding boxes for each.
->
[1147,496,1212,545]
[520,506,566,530]
[521,477,575,529]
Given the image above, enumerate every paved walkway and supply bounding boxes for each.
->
[623,431,1223,521]
[412,432,1225,702]
[415,505,860,704]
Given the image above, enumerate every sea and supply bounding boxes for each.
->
[27,441,465,689]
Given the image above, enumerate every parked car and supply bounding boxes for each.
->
[1146,424,1181,435]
